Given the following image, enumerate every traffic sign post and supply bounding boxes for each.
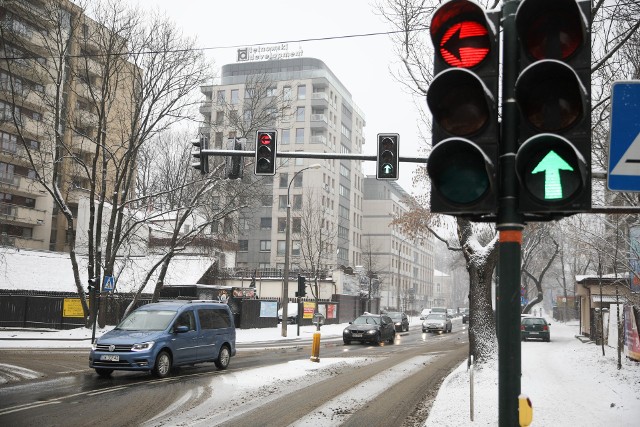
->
[608,81,640,192]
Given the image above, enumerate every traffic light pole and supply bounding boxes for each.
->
[497,1,524,425]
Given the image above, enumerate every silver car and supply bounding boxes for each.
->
[422,313,452,333]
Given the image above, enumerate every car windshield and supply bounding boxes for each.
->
[387,313,402,321]
[353,315,381,325]
[426,314,445,320]
[522,318,546,326]
[116,310,177,331]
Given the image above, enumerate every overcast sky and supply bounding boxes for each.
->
[128,0,426,193]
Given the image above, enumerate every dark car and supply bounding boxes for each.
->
[90,300,236,378]
[386,311,410,332]
[521,316,550,342]
[422,313,452,333]
[462,309,469,324]
[343,313,396,345]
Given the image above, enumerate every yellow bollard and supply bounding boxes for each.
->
[519,394,533,427]
[310,331,321,362]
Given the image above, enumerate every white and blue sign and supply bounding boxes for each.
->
[608,81,640,191]
[103,275,115,292]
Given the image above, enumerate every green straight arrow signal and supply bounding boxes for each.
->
[382,164,394,175]
[531,150,574,200]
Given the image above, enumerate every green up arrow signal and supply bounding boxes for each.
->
[531,150,573,200]
[382,164,393,175]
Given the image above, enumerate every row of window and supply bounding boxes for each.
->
[0,71,45,95]
[1,131,40,154]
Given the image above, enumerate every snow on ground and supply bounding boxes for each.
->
[1,318,639,426]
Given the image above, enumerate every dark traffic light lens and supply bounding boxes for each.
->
[516,61,585,132]
[517,0,584,61]
[427,139,493,205]
[427,69,491,137]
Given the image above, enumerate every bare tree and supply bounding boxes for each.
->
[361,237,386,312]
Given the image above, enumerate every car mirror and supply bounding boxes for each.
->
[419,316,424,320]
[175,325,189,333]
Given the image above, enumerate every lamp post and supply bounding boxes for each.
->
[281,163,322,337]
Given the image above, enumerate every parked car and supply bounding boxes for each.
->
[278,303,299,324]
[90,300,236,378]
[422,313,452,333]
[386,311,410,332]
[521,316,551,342]
[431,307,448,315]
[343,313,396,345]
[462,308,469,324]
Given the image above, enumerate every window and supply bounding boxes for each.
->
[293,194,302,210]
[260,240,271,251]
[230,89,239,104]
[292,218,301,233]
[279,173,288,188]
[278,195,287,209]
[294,174,303,188]
[238,240,248,251]
[283,86,292,100]
[297,85,306,100]
[174,311,196,331]
[281,129,290,145]
[1,132,17,154]
[243,110,252,122]
[261,195,272,206]
[296,106,305,121]
[295,128,304,144]
[210,220,219,233]
[292,241,301,256]
[267,86,277,97]
[277,240,286,255]
[198,308,231,329]
[260,217,271,230]
[238,218,249,230]
[215,111,224,125]
[244,88,254,99]
[277,218,286,233]
[216,90,225,104]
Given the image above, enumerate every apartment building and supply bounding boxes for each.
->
[199,56,367,273]
[0,0,135,251]
[361,177,435,312]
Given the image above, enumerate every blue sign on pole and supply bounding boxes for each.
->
[103,276,115,292]
[608,81,640,191]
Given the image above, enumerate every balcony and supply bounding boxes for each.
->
[310,114,328,128]
[311,92,329,106]
[0,173,47,198]
[311,135,327,145]
[0,203,47,227]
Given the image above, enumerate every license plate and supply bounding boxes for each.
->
[100,355,120,361]
[352,333,363,338]
[529,332,539,335]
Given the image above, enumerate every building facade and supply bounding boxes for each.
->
[199,57,367,274]
[361,177,435,312]
[0,0,135,251]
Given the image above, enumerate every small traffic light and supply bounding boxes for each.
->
[255,130,277,176]
[376,133,399,180]
[87,277,97,293]
[426,0,499,219]
[225,137,245,179]
[191,135,209,175]
[514,0,591,215]
[296,275,306,298]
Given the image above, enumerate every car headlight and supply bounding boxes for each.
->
[131,341,155,352]
[343,329,350,335]
[91,342,97,351]
[366,329,378,334]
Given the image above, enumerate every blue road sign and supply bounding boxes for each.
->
[608,81,640,191]
[103,276,115,292]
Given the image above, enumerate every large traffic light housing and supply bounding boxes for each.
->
[514,0,591,215]
[376,133,399,180]
[255,130,277,176]
[191,135,209,175]
[296,275,306,298]
[426,0,499,219]
[225,137,245,180]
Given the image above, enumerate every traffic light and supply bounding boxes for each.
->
[426,0,499,219]
[296,275,306,298]
[376,133,399,180]
[225,137,245,179]
[191,135,209,175]
[255,130,277,176]
[87,277,97,293]
[514,0,591,215]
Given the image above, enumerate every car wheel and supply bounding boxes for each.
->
[152,350,172,378]
[343,339,351,345]
[95,368,113,378]
[374,333,382,345]
[214,345,231,370]
[422,328,426,333]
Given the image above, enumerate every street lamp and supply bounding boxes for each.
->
[281,163,322,337]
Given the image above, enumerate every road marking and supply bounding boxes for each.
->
[0,401,61,416]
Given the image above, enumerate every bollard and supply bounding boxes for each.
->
[310,331,321,362]
[518,394,533,427]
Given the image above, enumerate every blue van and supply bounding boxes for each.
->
[89,300,236,378]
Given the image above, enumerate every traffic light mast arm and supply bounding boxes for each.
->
[200,149,427,163]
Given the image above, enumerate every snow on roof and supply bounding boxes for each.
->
[434,269,450,277]
[0,248,213,294]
